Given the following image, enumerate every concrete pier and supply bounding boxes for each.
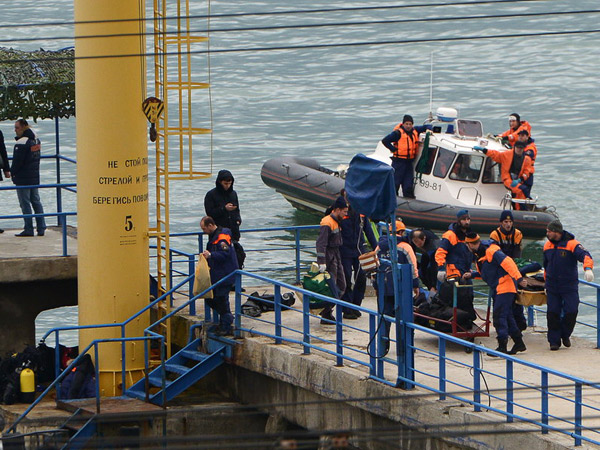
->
[0,227,78,353]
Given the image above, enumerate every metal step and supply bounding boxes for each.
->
[179,350,208,361]
[165,363,189,375]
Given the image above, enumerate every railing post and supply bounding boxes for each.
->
[527,305,535,328]
[335,302,343,366]
[439,338,446,400]
[54,331,61,398]
[169,249,174,307]
[295,228,301,284]
[473,349,481,412]
[94,343,101,414]
[369,313,376,377]
[189,254,196,316]
[398,264,414,389]
[575,382,582,446]
[234,273,242,338]
[274,285,282,344]
[541,371,549,434]
[302,292,310,354]
[61,214,68,256]
[376,269,385,379]
[507,360,514,423]
[121,325,127,396]
[54,116,64,228]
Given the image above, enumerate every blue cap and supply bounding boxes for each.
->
[457,209,469,219]
[500,210,513,222]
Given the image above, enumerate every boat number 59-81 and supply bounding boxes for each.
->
[418,179,442,191]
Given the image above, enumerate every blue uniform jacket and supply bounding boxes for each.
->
[339,209,377,259]
[206,226,239,295]
[11,128,41,186]
[543,230,593,293]
[435,223,473,277]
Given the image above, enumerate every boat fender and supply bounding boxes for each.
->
[20,367,35,403]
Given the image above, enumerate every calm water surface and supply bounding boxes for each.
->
[1,0,600,344]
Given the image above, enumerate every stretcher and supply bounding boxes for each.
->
[413,282,492,341]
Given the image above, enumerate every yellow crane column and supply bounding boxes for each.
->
[74,0,149,395]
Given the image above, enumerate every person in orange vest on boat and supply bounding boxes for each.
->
[543,220,594,351]
[381,114,430,198]
[499,113,531,147]
[435,209,474,282]
[474,141,534,210]
[515,128,537,194]
[464,232,528,354]
[316,196,348,324]
[516,129,537,162]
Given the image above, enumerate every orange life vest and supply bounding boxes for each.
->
[391,124,419,159]
[500,120,532,146]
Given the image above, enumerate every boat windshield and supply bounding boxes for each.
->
[482,157,503,184]
[456,119,483,137]
[433,147,455,178]
[449,154,483,183]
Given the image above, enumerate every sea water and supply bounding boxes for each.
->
[1,0,600,345]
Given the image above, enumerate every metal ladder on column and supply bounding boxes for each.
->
[150,0,213,355]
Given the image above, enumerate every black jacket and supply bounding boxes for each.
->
[11,128,41,186]
[204,170,242,241]
[0,130,8,181]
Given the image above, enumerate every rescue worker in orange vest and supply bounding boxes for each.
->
[474,141,534,210]
[316,196,348,324]
[381,114,430,198]
[543,220,594,351]
[499,113,531,147]
[489,210,527,331]
[515,128,537,194]
[516,129,537,162]
[490,210,523,259]
[435,209,473,282]
[464,233,528,354]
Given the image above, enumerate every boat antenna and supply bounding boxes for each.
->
[427,52,434,121]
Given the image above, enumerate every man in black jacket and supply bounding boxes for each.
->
[11,119,46,237]
[204,170,242,241]
[0,129,12,233]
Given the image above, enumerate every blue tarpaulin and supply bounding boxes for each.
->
[344,153,396,221]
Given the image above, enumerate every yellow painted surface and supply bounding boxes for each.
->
[75,0,149,395]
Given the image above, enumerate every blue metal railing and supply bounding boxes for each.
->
[0,140,77,256]
[224,268,600,447]
[9,234,600,447]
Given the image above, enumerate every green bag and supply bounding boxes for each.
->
[302,269,334,309]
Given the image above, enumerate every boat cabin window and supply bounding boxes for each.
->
[433,147,455,178]
[449,154,483,183]
[456,119,483,137]
[417,146,438,175]
[482,157,503,184]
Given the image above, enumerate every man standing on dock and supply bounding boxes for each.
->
[316,196,348,323]
[201,216,238,336]
[11,119,46,237]
[0,129,11,234]
[543,220,594,351]
[435,210,473,281]
[465,232,527,354]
